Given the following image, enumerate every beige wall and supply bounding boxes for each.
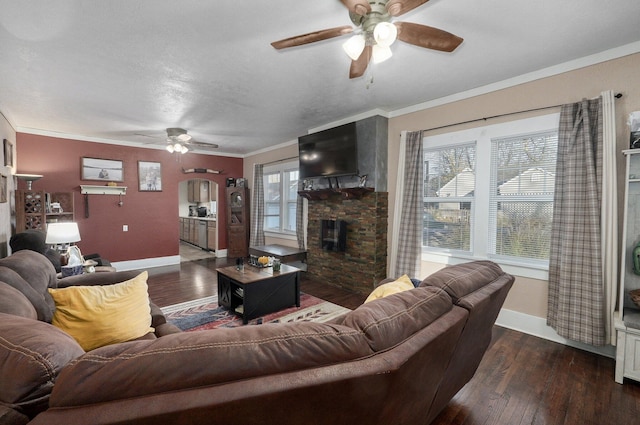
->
[0,114,16,257]
[389,52,640,319]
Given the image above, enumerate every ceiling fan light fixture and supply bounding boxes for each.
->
[176,133,192,142]
[342,34,366,61]
[372,44,393,63]
[373,22,397,47]
[180,145,189,154]
[166,144,175,153]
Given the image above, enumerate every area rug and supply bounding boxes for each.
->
[161,293,351,331]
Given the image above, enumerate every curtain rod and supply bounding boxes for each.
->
[261,156,298,166]
[421,93,623,133]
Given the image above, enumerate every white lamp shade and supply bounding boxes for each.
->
[166,144,175,153]
[372,44,393,63]
[46,222,81,244]
[373,22,397,47]
[180,144,189,154]
[342,34,366,61]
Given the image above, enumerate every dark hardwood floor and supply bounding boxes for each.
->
[145,256,367,310]
[146,258,640,425]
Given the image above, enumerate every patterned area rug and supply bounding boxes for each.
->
[161,293,351,331]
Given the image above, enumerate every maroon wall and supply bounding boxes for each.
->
[16,133,243,262]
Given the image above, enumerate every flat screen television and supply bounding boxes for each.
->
[298,122,358,179]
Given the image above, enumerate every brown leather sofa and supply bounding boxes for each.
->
[0,250,513,425]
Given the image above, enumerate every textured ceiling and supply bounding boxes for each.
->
[1,0,640,156]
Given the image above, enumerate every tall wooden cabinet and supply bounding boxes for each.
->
[226,186,249,258]
[615,149,640,384]
[15,190,75,232]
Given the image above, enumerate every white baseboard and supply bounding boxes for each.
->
[111,255,180,271]
[496,308,615,358]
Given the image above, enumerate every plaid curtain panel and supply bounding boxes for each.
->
[296,180,305,249]
[395,131,423,278]
[547,98,605,346]
[250,163,265,247]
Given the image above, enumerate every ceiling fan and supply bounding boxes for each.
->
[164,128,219,154]
[271,0,463,79]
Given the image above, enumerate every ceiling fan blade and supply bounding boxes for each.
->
[189,141,219,150]
[339,0,371,16]
[271,26,353,49]
[395,22,463,52]
[386,0,430,16]
[349,45,372,79]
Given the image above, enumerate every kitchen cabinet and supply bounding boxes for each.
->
[615,149,640,384]
[187,179,211,203]
[16,190,74,232]
[226,186,249,258]
[207,221,217,251]
[180,217,217,251]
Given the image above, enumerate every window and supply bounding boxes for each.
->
[263,160,299,236]
[422,113,559,277]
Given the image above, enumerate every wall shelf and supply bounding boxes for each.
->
[80,185,127,195]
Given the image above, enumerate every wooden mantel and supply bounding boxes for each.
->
[297,187,374,201]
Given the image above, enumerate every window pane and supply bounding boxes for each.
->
[286,170,299,199]
[286,203,296,231]
[265,216,279,231]
[493,132,557,196]
[424,145,476,198]
[424,203,471,250]
[262,161,298,236]
[495,201,553,259]
[491,131,556,262]
[265,173,281,202]
[423,143,475,253]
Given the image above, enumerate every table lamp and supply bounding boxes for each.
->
[45,222,81,252]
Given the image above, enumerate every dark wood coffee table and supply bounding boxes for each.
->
[216,263,300,324]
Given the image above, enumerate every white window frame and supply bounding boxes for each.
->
[263,160,298,240]
[422,113,560,280]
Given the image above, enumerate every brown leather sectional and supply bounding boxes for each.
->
[0,250,513,425]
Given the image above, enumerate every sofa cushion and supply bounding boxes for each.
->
[0,313,85,420]
[50,321,372,407]
[365,274,414,303]
[0,267,53,322]
[0,282,37,319]
[0,250,58,322]
[420,260,506,303]
[48,271,153,351]
[339,286,453,352]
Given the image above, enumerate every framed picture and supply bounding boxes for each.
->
[81,157,124,182]
[3,139,12,167]
[0,174,7,203]
[138,161,162,192]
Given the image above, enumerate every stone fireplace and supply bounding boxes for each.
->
[305,190,388,294]
[301,114,389,294]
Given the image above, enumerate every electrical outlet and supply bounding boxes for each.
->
[123,225,128,232]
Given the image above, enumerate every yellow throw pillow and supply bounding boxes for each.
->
[365,274,415,303]
[48,271,153,351]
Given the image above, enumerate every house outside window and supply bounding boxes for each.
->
[422,113,559,279]
[263,160,298,238]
